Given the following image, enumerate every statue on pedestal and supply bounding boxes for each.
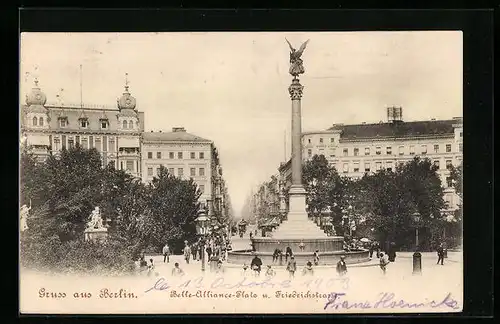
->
[20,204,31,232]
[86,206,104,230]
[285,38,310,78]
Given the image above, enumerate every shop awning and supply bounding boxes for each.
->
[28,135,50,146]
[118,137,140,147]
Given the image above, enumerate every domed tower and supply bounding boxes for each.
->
[117,73,139,132]
[24,78,50,130]
[21,77,51,160]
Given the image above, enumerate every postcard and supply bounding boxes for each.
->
[19,31,463,314]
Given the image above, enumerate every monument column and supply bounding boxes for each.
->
[287,78,308,220]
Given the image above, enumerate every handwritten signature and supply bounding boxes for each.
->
[145,276,349,293]
[324,292,460,310]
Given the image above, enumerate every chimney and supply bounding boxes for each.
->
[431,118,436,121]
[387,106,403,123]
[159,130,162,133]
[361,122,366,124]
[172,127,186,132]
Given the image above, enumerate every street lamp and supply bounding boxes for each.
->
[412,211,422,275]
[195,209,209,272]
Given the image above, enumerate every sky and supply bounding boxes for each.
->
[20,31,463,216]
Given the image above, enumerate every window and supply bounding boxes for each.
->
[75,136,80,146]
[190,152,195,159]
[365,147,370,155]
[178,168,184,177]
[122,120,127,129]
[126,160,134,171]
[343,148,348,156]
[168,168,174,174]
[434,144,439,153]
[59,118,67,128]
[353,162,360,172]
[434,160,440,169]
[386,147,392,155]
[61,135,66,149]
[319,149,325,156]
[446,177,453,188]
[421,145,427,155]
[101,121,108,129]
[319,138,323,144]
[199,168,205,176]
[343,163,349,173]
[190,168,196,176]
[376,147,381,155]
[409,145,415,155]
[178,152,183,159]
[89,136,93,149]
[94,137,101,151]
[156,167,161,176]
[148,152,153,159]
[157,152,161,159]
[308,139,311,144]
[199,152,205,159]
[39,117,44,126]
[460,132,463,137]
[53,138,60,151]
[80,119,88,128]
[68,138,74,149]
[386,161,393,172]
[446,160,453,169]
[459,143,463,152]
[308,149,312,157]
[353,148,359,156]
[446,144,452,152]
[199,185,205,193]
[330,138,335,143]
[32,117,38,126]
[108,137,115,152]
[147,167,153,176]
[364,162,370,172]
[169,152,174,159]
[109,160,115,169]
[375,162,382,171]
[128,120,133,129]
[102,136,107,151]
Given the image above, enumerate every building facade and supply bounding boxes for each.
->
[280,107,463,213]
[141,128,230,224]
[20,79,144,178]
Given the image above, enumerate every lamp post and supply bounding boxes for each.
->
[195,210,209,272]
[412,211,422,275]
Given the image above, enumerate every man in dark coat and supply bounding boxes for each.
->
[336,255,348,276]
[250,254,263,276]
[437,243,445,265]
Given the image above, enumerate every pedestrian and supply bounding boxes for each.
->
[206,245,212,260]
[249,232,253,240]
[147,258,155,277]
[215,260,226,274]
[265,265,276,279]
[278,249,284,266]
[336,255,348,276]
[162,243,170,263]
[379,252,389,275]
[437,243,445,265]
[250,253,263,277]
[242,263,249,277]
[388,242,397,262]
[302,261,314,276]
[375,242,380,258]
[299,241,305,252]
[171,262,185,277]
[285,246,293,263]
[198,243,203,261]
[286,256,297,279]
[272,248,279,263]
[183,243,191,264]
[369,242,374,258]
[313,250,320,266]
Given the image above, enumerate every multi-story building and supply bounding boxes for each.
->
[20,78,144,178]
[280,107,463,214]
[141,128,230,223]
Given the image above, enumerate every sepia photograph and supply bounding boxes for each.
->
[19,31,463,314]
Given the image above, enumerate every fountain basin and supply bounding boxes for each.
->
[251,237,344,253]
[227,249,370,266]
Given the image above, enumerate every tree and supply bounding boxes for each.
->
[302,154,336,217]
[143,166,202,252]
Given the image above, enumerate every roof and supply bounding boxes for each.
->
[142,131,212,143]
[20,105,145,133]
[326,119,460,140]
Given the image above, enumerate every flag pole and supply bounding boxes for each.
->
[80,64,83,108]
